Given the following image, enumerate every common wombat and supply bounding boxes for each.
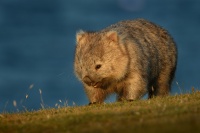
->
[74,19,177,104]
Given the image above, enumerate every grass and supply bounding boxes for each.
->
[0,91,200,133]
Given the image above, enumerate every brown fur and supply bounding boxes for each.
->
[74,19,177,104]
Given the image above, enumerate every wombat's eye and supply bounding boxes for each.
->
[95,64,102,70]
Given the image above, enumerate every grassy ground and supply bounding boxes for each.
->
[0,91,200,133]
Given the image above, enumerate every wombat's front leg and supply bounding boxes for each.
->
[84,85,107,105]
[117,76,147,101]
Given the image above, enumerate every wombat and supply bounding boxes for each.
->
[74,19,177,104]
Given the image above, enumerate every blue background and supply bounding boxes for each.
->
[0,0,200,112]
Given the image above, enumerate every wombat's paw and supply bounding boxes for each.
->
[118,98,135,102]
[88,102,97,105]
[88,102,102,105]
[127,99,134,102]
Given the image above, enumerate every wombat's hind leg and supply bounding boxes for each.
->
[116,91,124,102]
[148,85,156,99]
[155,74,171,97]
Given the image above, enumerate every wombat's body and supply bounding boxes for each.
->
[74,19,177,104]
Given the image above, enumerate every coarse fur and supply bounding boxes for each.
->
[74,19,177,104]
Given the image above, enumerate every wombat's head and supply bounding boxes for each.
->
[74,30,129,89]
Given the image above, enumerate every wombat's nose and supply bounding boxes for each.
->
[83,76,92,85]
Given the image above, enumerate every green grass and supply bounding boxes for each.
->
[1,91,200,133]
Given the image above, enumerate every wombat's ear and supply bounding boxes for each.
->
[76,30,86,43]
[106,31,118,42]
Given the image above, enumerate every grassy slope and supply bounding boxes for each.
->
[0,91,200,133]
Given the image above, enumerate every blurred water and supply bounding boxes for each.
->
[0,0,200,112]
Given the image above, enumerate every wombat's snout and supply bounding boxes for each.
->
[83,76,101,88]
[83,76,93,86]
